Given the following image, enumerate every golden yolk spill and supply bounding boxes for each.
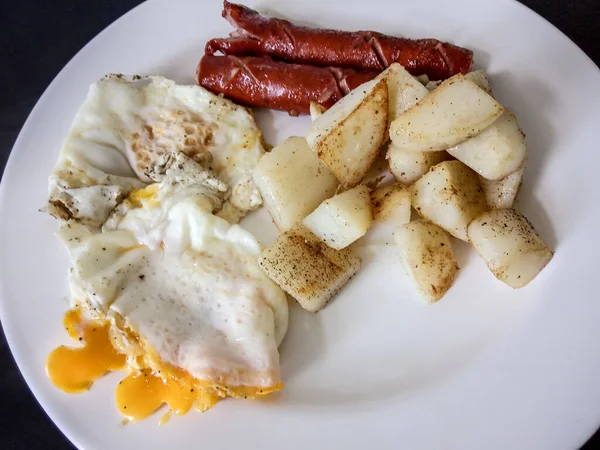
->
[115,369,221,421]
[128,184,160,208]
[47,309,283,421]
[46,309,126,393]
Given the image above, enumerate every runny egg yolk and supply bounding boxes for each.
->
[47,309,283,422]
[46,309,126,393]
[116,369,221,421]
[127,184,160,208]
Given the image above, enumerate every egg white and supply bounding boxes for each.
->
[47,75,265,227]
[57,172,288,388]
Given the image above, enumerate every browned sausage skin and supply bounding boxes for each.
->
[197,55,378,115]
[205,1,473,80]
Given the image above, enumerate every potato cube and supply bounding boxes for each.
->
[479,165,524,209]
[465,69,492,94]
[387,141,450,185]
[303,185,372,250]
[309,102,326,121]
[259,224,362,312]
[468,208,553,288]
[390,74,504,152]
[447,110,527,180]
[393,220,459,303]
[253,136,338,231]
[371,183,411,223]
[378,63,429,123]
[307,77,389,187]
[361,183,411,246]
[411,160,487,241]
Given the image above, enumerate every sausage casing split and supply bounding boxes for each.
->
[205,1,473,80]
[197,55,378,115]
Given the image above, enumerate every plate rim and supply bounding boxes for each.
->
[1,1,600,449]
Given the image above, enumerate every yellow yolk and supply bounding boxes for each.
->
[128,184,160,208]
[116,369,221,421]
[47,309,283,421]
[46,310,126,393]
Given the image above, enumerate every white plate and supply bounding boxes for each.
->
[1,0,600,449]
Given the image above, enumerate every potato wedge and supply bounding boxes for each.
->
[425,70,491,94]
[387,141,450,185]
[479,165,524,209]
[309,102,326,121]
[389,74,504,152]
[416,74,430,85]
[468,208,553,288]
[393,220,459,303]
[447,110,527,180]
[253,136,338,231]
[465,69,492,94]
[371,183,411,223]
[259,224,362,312]
[303,185,372,250]
[306,77,389,187]
[378,63,429,123]
[361,183,411,245]
[425,80,441,91]
[411,160,487,241]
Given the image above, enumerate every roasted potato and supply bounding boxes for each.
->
[253,136,338,231]
[303,185,372,250]
[309,102,326,121]
[387,141,450,185]
[479,165,524,209]
[468,208,553,288]
[371,183,411,223]
[306,77,389,187]
[447,110,527,180]
[361,183,411,245]
[425,80,441,91]
[393,219,459,303]
[425,70,491,94]
[259,224,362,312]
[411,160,487,241]
[416,74,430,85]
[378,63,429,123]
[390,74,504,152]
[465,69,492,94]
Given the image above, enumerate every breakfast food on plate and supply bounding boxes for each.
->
[372,184,411,219]
[303,184,373,250]
[45,74,265,227]
[252,136,338,232]
[393,220,459,303]
[45,5,555,424]
[199,2,472,114]
[364,183,411,245]
[205,1,473,80]
[306,77,389,187]
[47,150,289,422]
[468,209,553,288]
[426,69,492,94]
[447,110,527,180]
[389,74,504,152]
[478,165,525,209]
[376,63,430,123]
[197,55,378,115]
[260,224,362,312]
[411,160,488,242]
[45,74,291,422]
[386,143,450,185]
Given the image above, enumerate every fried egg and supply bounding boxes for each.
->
[47,157,288,421]
[46,75,265,227]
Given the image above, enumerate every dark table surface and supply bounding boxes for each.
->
[1,1,600,449]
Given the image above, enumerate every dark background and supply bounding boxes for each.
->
[1,1,599,449]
